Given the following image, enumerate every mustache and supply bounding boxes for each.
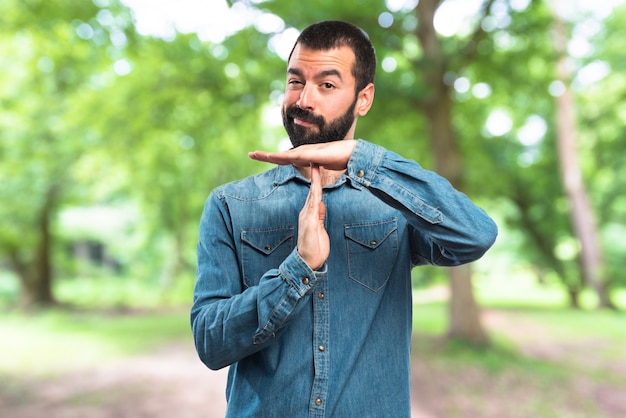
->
[285,106,325,127]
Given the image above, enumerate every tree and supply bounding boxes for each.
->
[580,4,626,296]
[4,0,623,312]
[0,0,116,307]
[80,27,283,283]
[450,0,623,309]
[549,0,614,309]
[0,0,284,307]
[413,0,495,342]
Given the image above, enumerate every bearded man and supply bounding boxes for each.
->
[191,20,497,418]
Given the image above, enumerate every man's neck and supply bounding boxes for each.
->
[297,166,345,186]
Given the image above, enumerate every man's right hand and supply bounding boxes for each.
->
[297,164,329,271]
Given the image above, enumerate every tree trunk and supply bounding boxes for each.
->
[416,0,489,344]
[34,189,56,305]
[550,1,614,309]
[448,265,489,343]
[511,182,584,308]
[11,186,57,309]
[567,288,581,309]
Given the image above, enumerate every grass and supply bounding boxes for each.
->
[0,271,194,377]
[409,301,625,417]
[0,308,192,377]
[54,274,195,309]
[1,271,625,417]
[474,270,626,310]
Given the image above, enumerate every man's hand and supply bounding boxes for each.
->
[248,140,357,171]
[297,164,329,271]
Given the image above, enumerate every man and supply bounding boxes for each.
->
[191,20,497,417]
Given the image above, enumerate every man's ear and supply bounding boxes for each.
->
[356,83,375,116]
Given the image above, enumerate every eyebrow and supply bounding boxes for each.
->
[288,68,343,81]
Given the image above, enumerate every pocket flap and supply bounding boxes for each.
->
[241,227,295,255]
[344,218,397,250]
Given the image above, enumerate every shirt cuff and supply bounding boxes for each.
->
[347,139,385,187]
[279,249,327,297]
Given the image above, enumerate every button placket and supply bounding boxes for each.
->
[310,273,329,416]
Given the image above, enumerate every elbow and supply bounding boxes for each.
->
[479,218,498,251]
[193,334,231,371]
[200,351,230,371]
[466,217,498,262]
[191,315,231,371]
[446,218,498,265]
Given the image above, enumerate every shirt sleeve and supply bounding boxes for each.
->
[190,192,327,370]
[347,139,498,267]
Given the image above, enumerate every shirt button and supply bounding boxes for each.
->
[302,277,310,285]
[315,398,323,406]
[318,345,325,352]
[317,292,325,299]
[370,240,377,246]
[357,170,365,178]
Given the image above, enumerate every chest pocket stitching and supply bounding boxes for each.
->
[241,227,295,288]
[344,218,398,292]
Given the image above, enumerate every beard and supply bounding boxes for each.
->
[282,97,357,148]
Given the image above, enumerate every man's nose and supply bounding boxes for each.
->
[296,84,315,110]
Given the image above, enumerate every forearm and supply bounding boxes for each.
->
[191,196,324,369]
[348,140,497,266]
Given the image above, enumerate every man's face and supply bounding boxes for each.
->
[282,44,359,148]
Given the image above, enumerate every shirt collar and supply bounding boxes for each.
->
[273,165,364,191]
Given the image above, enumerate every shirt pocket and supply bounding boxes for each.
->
[345,218,399,292]
[241,226,295,288]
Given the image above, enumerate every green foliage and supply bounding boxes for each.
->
[0,0,123,305]
[578,5,626,288]
[0,0,624,308]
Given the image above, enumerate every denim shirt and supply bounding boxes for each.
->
[191,140,497,417]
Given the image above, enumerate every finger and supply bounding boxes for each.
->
[309,165,326,222]
[248,151,275,163]
[318,200,326,222]
[301,164,318,210]
[309,164,321,198]
[248,150,298,165]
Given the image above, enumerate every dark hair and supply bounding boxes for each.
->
[288,20,376,93]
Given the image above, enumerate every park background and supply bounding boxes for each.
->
[1,0,625,416]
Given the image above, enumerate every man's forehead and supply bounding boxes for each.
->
[287,44,355,75]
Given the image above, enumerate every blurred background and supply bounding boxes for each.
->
[0,0,625,417]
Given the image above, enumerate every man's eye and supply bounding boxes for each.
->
[322,83,335,89]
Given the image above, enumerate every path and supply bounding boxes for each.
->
[2,340,438,418]
[1,343,228,418]
[2,307,624,417]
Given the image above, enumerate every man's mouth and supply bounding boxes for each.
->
[287,106,323,129]
[294,118,315,127]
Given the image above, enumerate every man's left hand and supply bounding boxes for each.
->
[248,140,357,171]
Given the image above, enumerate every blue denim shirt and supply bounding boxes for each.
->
[191,140,497,417]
